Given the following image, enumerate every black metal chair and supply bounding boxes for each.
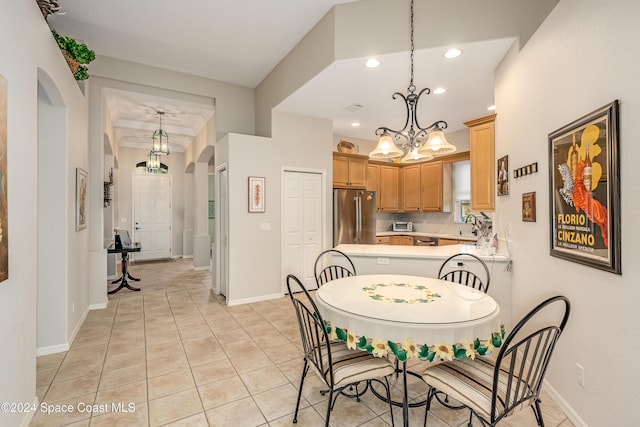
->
[438,253,491,293]
[422,295,571,427]
[286,274,395,426]
[313,249,356,288]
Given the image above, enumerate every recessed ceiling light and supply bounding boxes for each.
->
[443,48,462,59]
[487,105,496,111]
[351,122,361,127]
[433,87,446,95]
[364,58,381,69]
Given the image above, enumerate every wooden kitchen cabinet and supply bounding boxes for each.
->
[465,114,496,211]
[390,235,414,245]
[379,164,400,212]
[420,161,443,211]
[366,163,381,210]
[438,238,461,246]
[333,152,367,189]
[402,164,421,212]
[376,236,391,244]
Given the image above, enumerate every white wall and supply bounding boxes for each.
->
[1,1,90,425]
[494,0,640,424]
[218,111,333,305]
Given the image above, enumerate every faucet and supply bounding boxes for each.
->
[465,214,480,236]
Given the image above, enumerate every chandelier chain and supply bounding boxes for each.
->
[409,0,415,93]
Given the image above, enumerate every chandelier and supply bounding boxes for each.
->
[147,151,161,172]
[369,0,456,163]
[151,111,170,156]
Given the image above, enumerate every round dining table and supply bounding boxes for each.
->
[315,273,504,426]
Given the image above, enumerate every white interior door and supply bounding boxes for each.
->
[133,173,172,261]
[217,166,229,297]
[282,170,323,290]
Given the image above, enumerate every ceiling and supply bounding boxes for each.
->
[49,0,514,152]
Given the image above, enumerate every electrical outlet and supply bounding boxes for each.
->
[377,257,389,265]
[576,363,585,387]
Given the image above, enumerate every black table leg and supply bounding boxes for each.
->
[109,250,141,294]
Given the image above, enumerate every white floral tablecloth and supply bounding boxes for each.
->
[316,274,505,362]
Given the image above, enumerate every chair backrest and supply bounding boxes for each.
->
[490,295,571,423]
[286,274,334,387]
[314,249,356,288]
[438,253,491,293]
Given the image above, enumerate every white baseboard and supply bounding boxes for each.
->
[90,302,108,310]
[37,306,90,356]
[543,381,587,427]
[18,397,38,427]
[68,307,89,347]
[182,255,193,259]
[194,265,210,271]
[226,293,283,306]
[37,343,70,356]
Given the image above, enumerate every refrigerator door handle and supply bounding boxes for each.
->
[355,195,362,242]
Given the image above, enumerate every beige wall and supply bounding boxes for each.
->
[218,111,333,304]
[494,0,640,424]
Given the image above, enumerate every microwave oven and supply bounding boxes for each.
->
[392,221,413,232]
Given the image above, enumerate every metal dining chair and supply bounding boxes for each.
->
[438,253,491,293]
[313,249,356,288]
[422,295,571,427]
[286,274,395,426]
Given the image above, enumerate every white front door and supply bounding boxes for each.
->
[133,173,172,261]
[282,170,323,290]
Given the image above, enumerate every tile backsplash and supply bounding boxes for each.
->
[376,212,476,235]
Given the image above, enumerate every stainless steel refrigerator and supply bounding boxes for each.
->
[333,189,377,245]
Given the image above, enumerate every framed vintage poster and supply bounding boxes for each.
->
[248,176,265,213]
[522,192,536,222]
[76,168,88,231]
[497,155,509,196]
[548,100,620,274]
[0,74,8,282]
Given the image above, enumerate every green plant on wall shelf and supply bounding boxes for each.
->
[51,30,96,80]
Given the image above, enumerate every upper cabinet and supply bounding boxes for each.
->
[465,114,496,211]
[333,152,367,189]
[420,161,444,211]
[401,164,421,212]
[379,164,400,212]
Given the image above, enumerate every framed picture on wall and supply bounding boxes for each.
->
[548,100,620,274]
[522,192,536,222]
[497,155,509,196]
[248,176,265,213]
[76,168,88,231]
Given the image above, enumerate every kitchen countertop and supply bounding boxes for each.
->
[376,231,478,242]
[335,243,509,262]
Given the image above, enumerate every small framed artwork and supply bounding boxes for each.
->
[248,176,265,213]
[549,100,620,274]
[522,192,536,222]
[497,155,509,196]
[76,168,88,231]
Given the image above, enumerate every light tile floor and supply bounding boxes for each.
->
[33,259,575,427]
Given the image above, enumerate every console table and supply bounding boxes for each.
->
[107,242,142,294]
